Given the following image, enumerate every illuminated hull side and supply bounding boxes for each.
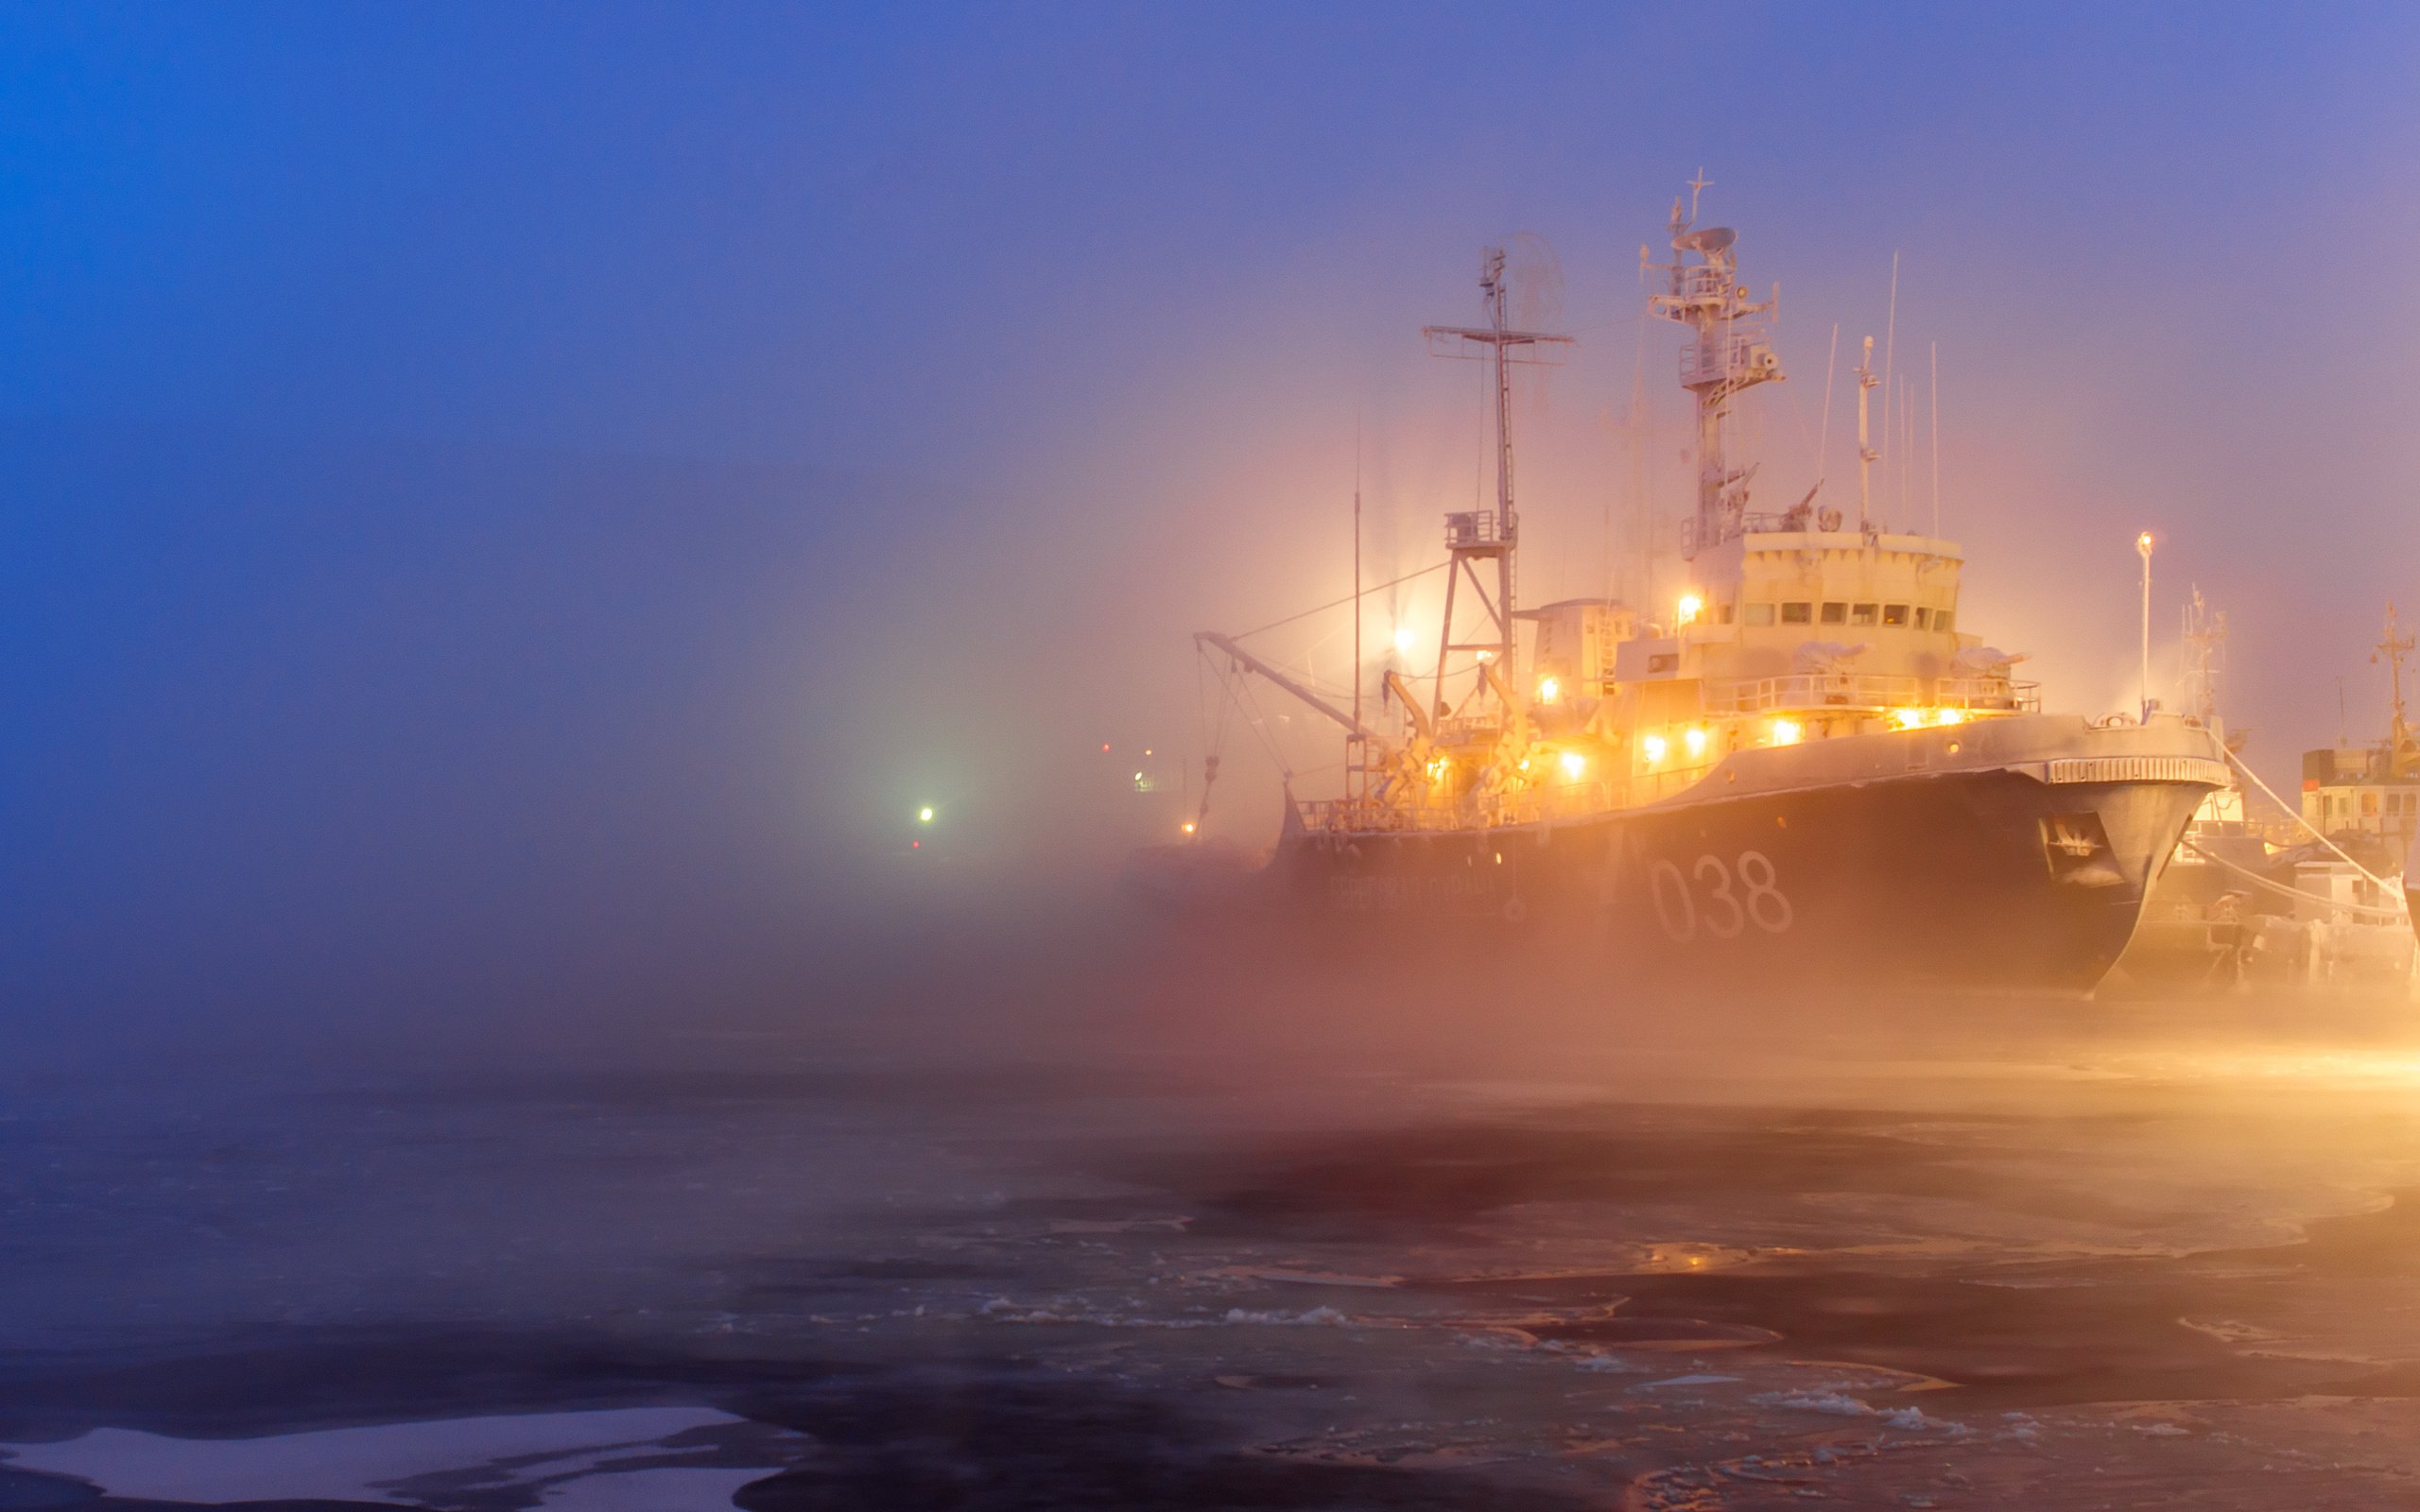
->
[1266,714,2228,994]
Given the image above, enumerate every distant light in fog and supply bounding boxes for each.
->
[1182,821,1195,834]
[1392,627,1415,653]
[918,806,934,822]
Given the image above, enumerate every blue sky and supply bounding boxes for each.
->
[5,4,2416,1031]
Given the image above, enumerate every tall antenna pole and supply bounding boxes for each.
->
[2137,531,2155,722]
[1929,341,1941,538]
[1881,252,1899,523]
[1817,323,1839,503]
[1352,417,1363,795]
[1855,335,1877,530]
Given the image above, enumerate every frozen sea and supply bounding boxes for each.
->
[9,958,2420,1510]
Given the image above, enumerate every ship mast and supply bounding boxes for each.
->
[1422,247,1571,718]
[2376,600,2415,777]
[1646,174,1785,558]
[2181,586,2227,725]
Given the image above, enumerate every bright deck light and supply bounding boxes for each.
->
[1677,593,1704,627]
[1642,734,1668,764]
[1393,626,1416,652]
[1684,727,1708,758]
[1560,750,1586,780]
[1771,718,1803,746]
[1538,676,1561,705]
[1889,708,1926,730]
[1932,708,1967,727]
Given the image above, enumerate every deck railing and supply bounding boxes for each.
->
[1295,763,1719,835]
[1706,673,2039,715]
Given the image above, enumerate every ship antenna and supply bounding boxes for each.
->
[1881,251,1899,524]
[1352,415,1363,795]
[1855,335,1876,531]
[1816,322,1839,505]
[1929,341,1941,538]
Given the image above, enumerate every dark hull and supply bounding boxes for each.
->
[1271,768,2209,994]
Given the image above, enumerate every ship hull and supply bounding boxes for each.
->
[1246,715,2229,995]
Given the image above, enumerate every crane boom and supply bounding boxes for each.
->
[1195,631,1371,738]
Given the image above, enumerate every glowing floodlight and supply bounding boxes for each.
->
[1642,734,1668,764]
[1932,708,1967,728]
[1393,626,1417,653]
[1684,727,1708,758]
[918,806,934,822]
[1677,593,1705,627]
[1890,708,1926,730]
[1559,750,1587,780]
[1538,676,1561,705]
[1771,718,1803,746]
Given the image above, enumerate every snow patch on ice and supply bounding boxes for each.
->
[1222,1305,1350,1326]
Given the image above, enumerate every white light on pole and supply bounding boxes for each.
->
[2136,531,2156,721]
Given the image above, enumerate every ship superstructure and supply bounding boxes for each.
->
[1163,187,2232,992]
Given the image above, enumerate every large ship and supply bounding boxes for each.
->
[1154,188,2229,992]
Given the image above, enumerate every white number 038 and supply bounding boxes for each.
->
[1649,850,1793,941]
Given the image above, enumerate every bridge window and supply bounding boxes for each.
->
[1883,604,1910,626]
[1781,602,1812,625]
[1719,602,1735,625]
[1820,602,1846,624]
[1850,603,1878,625]
[1743,602,1774,626]
[1936,610,1954,634]
[1914,608,1931,628]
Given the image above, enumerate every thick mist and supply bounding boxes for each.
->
[7,5,2420,1061]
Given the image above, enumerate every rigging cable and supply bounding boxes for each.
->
[2181,839,2407,922]
[2224,747,2402,891]
[1232,560,1450,644]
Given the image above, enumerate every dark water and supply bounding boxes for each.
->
[8,973,2420,1509]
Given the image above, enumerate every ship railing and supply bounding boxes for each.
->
[1294,762,1723,835]
[1679,327,1774,388]
[1443,510,1503,549]
[1938,677,2042,713]
[1436,714,1503,744]
[1706,673,2041,715]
